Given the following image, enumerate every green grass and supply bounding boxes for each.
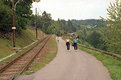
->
[78,46,121,80]
[0,40,38,65]
[0,27,44,65]
[25,53,57,75]
[63,35,121,80]
[62,35,66,40]
[24,35,57,75]
[0,29,34,60]
[63,36,121,80]
[15,29,36,48]
[0,28,37,59]
[42,52,57,64]
[0,39,13,59]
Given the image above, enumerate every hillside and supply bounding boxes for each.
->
[71,19,106,27]
[0,27,43,59]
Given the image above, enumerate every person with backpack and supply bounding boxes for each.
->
[66,36,70,50]
[73,37,78,50]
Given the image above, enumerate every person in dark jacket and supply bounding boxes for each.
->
[66,36,70,50]
[73,37,78,50]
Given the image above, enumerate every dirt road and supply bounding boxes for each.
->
[17,37,112,80]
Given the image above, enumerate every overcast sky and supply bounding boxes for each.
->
[31,0,115,20]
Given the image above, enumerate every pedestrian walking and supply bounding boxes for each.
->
[73,37,78,50]
[66,36,70,50]
[57,37,59,43]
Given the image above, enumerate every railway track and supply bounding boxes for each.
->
[0,35,51,80]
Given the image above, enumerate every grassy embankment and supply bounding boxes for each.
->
[0,29,35,58]
[0,27,44,64]
[24,35,57,74]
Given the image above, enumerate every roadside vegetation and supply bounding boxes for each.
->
[0,0,120,78]
[63,35,121,80]
[0,28,36,59]
[24,35,57,74]
[78,45,121,80]
[54,0,121,55]
[1,0,120,56]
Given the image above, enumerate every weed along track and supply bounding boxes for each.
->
[0,36,51,80]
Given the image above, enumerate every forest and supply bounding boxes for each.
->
[0,0,32,33]
[0,0,121,55]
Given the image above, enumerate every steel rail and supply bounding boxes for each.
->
[0,36,51,80]
[69,40,121,60]
[77,43,121,60]
[13,36,51,80]
[0,36,47,73]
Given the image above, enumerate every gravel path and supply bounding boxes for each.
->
[17,37,112,80]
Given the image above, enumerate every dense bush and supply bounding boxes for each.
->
[0,0,12,33]
[0,0,33,33]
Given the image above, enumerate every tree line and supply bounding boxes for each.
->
[0,0,120,54]
[76,0,121,55]
[0,0,32,33]
[24,0,121,55]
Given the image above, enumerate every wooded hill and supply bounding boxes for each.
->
[0,0,32,33]
[71,19,106,27]
[0,0,121,55]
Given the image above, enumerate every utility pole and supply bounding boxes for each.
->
[12,0,16,47]
[35,8,38,39]
[54,25,55,35]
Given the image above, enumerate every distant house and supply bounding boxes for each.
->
[86,25,96,29]
[106,24,113,28]
[87,25,92,29]
[107,24,111,27]
[60,30,66,35]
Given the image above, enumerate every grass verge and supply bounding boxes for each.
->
[24,35,57,75]
[0,27,44,65]
[0,29,36,59]
[0,39,39,66]
[78,46,121,80]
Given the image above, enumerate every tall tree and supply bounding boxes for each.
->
[1,0,33,33]
[40,11,52,33]
[100,0,121,54]
[87,31,104,49]
[0,0,12,33]
[107,0,121,29]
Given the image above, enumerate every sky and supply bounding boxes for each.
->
[31,0,115,20]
